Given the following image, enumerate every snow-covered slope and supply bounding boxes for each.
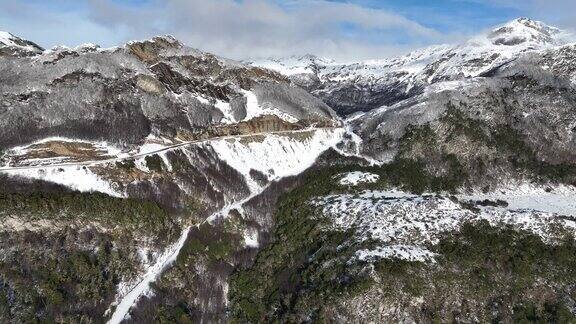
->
[0,128,344,197]
[102,127,344,323]
[4,17,576,324]
[210,128,344,193]
[251,18,575,116]
[312,186,576,263]
[252,54,335,77]
[0,31,43,56]
[0,33,339,151]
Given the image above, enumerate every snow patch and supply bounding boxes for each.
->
[425,80,467,94]
[249,54,335,76]
[337,171,379,186]
[356,245,437,263]
[196,90,299,124]
[458,183,576,217]
[313,189,576,263]
[7,137,123,159]
[244,229,259,248]
[241,90,299,123]
[136,143,169,156]
[0,165,122,197]
[209,128,345,192]
[214,100,235,123]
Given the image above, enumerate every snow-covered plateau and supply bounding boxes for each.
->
[313,187,576,263]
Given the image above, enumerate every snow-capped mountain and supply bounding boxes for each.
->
[251,18,575,115]
[3,17,576,324]
[0,31,43,56]
[346,19,576,166]
[250,16,576,254]
[0,33,339,151]
[231,20,576,323]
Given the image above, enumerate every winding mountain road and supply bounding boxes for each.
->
[0,127,338,172]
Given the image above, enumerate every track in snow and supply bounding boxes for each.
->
[104,128,345,323]
[107,226,191,324]
[107,182,276,323]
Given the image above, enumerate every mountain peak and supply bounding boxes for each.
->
[0,30,18,45]
[486,17,565,47]
[508,17,560,35]
[513,17,541,26]
[0,30,44,56]
[126,34,182,47]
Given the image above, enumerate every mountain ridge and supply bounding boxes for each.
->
[251,17,576,116]
[0,31,340,152]
[0,28,346,323]
[0,30,43,56]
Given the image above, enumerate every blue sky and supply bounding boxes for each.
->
[326,0,521,31]
[0,0,573,60]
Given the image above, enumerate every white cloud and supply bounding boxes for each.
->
[0,0,452,61]
[2,0,573,61]
[86,0,450,60]
[164,0,444,59]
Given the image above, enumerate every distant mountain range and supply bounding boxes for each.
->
[251,18,574,116]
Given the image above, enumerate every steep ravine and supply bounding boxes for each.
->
[107,185,272,323]
[0,126,345,322]
[107,225,192,323]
